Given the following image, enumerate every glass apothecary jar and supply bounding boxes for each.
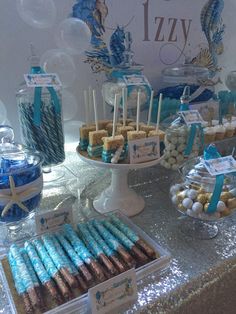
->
[170,152,236,239]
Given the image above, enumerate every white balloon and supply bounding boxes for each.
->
[62,90,78,121]
[40,49,76,88]
[16,0,56,29]
[55,18,91,55]
[0,99,7,125]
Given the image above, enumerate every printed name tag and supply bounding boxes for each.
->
[35,207,73,234]
[24,73,62,87]
[129,136,160,164]
[89,268,137,314]
[179,110,203,125]
[204,155,236,176]
[123,74,150,86]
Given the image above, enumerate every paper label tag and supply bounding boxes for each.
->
[24,73,62,87]
[179,110,204,125]
[89,268,137,314]
[204,155,236,176]
[128,136,160,164]
[123,74,150,86]
[35,207,73,234]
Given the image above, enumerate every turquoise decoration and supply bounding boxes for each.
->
[32,239,58,278]
[204,145,224,213]
[63,224,93,263]
[79,138,89,151]
[92,219,121,251]
[87,145,103,158]
[8,251,26,295]
[24,241,51,284]
[77,223,103,257]
[55,233,84,267]
[102,220,134,250]
[102,148,125,163]
[50,235,78,275]
[21,248,40,287]
[184,124,204,157]
[86,221,114,257]
[109,215,139,243]
[9,244,35,290]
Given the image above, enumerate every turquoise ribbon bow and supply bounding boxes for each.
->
[204,145,224,214]
[184,123,204,156]
[31,67,61,126]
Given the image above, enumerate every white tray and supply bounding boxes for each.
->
[0,211,171,314]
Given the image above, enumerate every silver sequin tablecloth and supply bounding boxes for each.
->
[1,146,236,313]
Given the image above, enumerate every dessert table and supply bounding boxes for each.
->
[1,129,236,313]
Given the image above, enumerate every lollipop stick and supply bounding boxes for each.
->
[147,90,154,125]
[136,90,141,132]
[112,94,119,138]
[93,90,99,131]
[102,91,106,120]
[156,93,163,131]
[88,86,93,124]
[84,90,89,125]
[122,88,127,126]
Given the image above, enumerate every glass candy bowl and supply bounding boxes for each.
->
[170,157,236,239]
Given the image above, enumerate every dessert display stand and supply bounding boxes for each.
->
[77,146,163,217]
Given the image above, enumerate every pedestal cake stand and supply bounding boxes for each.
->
[77,146,163,217]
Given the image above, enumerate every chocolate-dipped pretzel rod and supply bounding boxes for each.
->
[8,251,33,314]
[86,221,127,273]
[41,234,77,289]
[24,241,61,304]
[77,223,118,276]
[102,220,149,265]
[9,244,41,309]
[21,248,44,309]
[32,239,71,299]
[92,220,136,268]
[109,215,156,259]
[63,224,106,282]
[55,232,92,286]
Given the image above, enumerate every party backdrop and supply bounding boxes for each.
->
[0,0,234,140]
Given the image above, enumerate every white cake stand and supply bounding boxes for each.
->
[77,146,163,217]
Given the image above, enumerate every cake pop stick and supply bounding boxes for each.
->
[9,244,41,309]
[122,88,127,126]
[147,90,154,126]
[109,215,156,259]
[112,93,119,138]
[63,224,106,282]
[8,251,34,314]
[86,222,127,273]
[41,234,77,288]
[88,86,93,124]
[55,232,92,285]
[77,223,118,276]
[32,239,71,299]
[136,90,141,132]
[102,220,149,264]
[102,90,106,120]
[93,89,99,131]
[24,242,60,303]
[156,93,163,131]
[84,90,89,126]
[92,220,136,268]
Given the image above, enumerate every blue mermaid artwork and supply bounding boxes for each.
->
[71,0,134,73]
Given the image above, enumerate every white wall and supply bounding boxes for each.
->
[0,0,234,140]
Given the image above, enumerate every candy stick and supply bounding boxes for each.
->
[55,232,92,285]
[102,220,149,265]
[92,220,136,268]
[136,90,141,132]
[9,244,40,308]
[41,234,77,288]
[122,88,127,126]
[112,94,119,138]
[63,224,106,282]
[156,93,163,131]
[84,90,89,126]
[86,222,127,273]
[8,252,34,314]
[21,249,44,309]
[109,215,156,259]
[147,90,154,125]
[93,89,99,131]
[77,223,118,276]
[32,239,71,299]
[24,242,61,303]
[88,86,93,124]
